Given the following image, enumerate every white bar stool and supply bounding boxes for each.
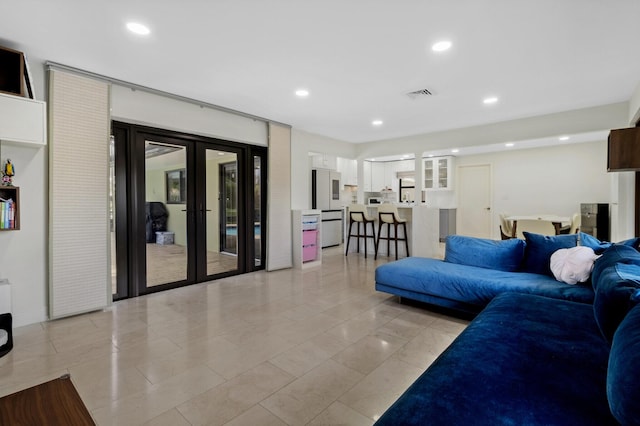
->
[345,204,376,258]
[375,204,409,260]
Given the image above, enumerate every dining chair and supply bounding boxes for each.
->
[514,219,556,239]
[499,213,513,240]
[569,213,581,234]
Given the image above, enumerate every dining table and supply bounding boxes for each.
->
[505,215,571,238]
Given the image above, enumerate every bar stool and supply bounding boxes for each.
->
[345,204,376,258]
[375,204,409,260]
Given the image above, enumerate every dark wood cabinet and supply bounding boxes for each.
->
[608,127,640,171]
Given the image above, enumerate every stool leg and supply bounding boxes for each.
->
[394,222,399,260]
[345,220,354,256]
[386,223,391,258]
[403,222,410,257]
[363,221,368,259]
[375,220,383,260]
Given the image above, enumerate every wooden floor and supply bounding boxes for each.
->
[0,374,94,425]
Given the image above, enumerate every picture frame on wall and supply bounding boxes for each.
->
[165,169,186,204]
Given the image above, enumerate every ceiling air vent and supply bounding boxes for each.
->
[406,88,433,99]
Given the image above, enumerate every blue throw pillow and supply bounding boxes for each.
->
[616,237,640,250]
[521,232,578,276]
[593,263,640,344]
[592,244,640,290]
[444,235,526,272]
[578,232,612,254]
[608,304,640,425]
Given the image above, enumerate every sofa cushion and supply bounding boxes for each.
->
[375,293,614,425]
[521,232,579,276]
[593,263,640,344]
[607,304,640,425]
[375,257,595,311]
[578,232,612,254]
[444,235,525,272]
[591,244,640,289]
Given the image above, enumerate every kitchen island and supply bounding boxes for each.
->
[344,204,441,259]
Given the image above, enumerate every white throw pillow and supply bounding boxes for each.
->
[0,329,7,346]
[550,246,599,285]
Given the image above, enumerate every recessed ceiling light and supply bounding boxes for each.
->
[126,22,150,35]
[451,149,459,153]
[559,136,570,141]
[505,143,514,147]
[372,120,383,126]
[483,97,499,105]
[295,89,309,97]
[432,40,452,52]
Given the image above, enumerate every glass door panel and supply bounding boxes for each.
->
[253,156,262,267]
[145,140,188,287]
[205,149,238,276]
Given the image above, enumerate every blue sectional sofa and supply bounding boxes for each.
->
[375,240,640,425]
[375,232,608,314]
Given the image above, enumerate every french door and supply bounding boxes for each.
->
[111,122,266,299]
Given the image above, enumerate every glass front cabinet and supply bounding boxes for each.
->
[423,156,453,190]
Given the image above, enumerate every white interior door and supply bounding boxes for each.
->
[457,164,492,238]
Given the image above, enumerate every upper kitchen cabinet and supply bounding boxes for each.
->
[336,157,358,186]
[423,156,454,190]
[0,92,47,146]
[371,162,386,192]
[363,160,372,191]
[311,153,337,170]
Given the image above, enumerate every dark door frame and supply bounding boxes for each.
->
[111,121,267,300]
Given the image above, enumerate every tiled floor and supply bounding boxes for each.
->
[0,246,468,425]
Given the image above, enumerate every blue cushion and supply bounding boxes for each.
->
[592,244,640,289]
[593,263,640,344]
[608,304,640,425]
[578,232,612,254]
[375,293,614,425]
[521,232,579,276]
[616,237,640,250]
[444,235,525,272]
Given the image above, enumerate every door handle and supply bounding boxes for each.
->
[485,207,491,211]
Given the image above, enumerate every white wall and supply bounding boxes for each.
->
[0,143,47,326]
[356,103,629,160]
[111,85,268,146]
[629,80,640,125]
[290,129,357,210]
[456,140,619,239]
[0,54,48,327]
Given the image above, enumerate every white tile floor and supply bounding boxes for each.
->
[0,246,468,425]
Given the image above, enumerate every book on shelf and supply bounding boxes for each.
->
[0,199,15,229]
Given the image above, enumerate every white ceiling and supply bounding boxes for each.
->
[2,1,640,143]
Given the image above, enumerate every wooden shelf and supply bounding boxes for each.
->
[0,46,25,97]
[0,186,19,231]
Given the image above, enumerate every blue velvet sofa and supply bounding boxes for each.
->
[375,232,608,315]
[375,242,640,425]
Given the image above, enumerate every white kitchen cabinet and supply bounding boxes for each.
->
[371,162,386,192]
[363,161,372,191]
[0,93,46,146]
[423,156,454,190]
[311,154,337,170]
[337,157,358,186]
